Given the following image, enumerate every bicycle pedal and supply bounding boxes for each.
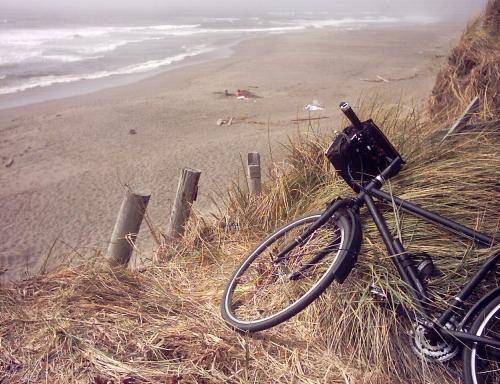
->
[370,284,405,314]
[370,284,388,303]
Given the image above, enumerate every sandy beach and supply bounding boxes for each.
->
[0,21,466,282]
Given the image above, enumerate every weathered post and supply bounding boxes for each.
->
[167,167,201,238]
[247,151,262,195]
[107,185,151,267]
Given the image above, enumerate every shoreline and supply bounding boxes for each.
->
[0,21,466,282]
[0,39,241,111]
[0,20,462,112]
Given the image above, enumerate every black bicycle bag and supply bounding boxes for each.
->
[326,119,405,191]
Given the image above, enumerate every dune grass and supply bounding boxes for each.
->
[431,0,500,119]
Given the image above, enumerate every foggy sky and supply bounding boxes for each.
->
[0,0,488,21]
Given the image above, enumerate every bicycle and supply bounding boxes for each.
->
[220,102,500,384]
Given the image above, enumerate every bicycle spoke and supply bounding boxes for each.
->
[466,300,500,383]
[227,215,345,323]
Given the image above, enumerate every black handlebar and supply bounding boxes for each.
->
[339,102,363,129]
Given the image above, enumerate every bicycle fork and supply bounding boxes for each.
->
[272,197,351,265]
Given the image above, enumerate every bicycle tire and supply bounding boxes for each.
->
[462,294,500,384]
[221,209,361,332]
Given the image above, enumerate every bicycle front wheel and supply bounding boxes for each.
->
[221,209,361,332]
[463,295,500,384]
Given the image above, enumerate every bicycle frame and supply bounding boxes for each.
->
[221,101,500,381]
[351,157,500,349]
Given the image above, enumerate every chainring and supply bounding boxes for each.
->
[410,318,460,362]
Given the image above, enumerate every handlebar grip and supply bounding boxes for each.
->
[339,102,363,129]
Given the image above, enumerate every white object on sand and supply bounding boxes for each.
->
[304,104,325,111]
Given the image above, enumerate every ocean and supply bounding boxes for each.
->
[0,5,440,110]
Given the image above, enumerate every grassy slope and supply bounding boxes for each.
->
[431,0,500,119]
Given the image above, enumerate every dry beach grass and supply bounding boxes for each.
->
[431,0,500,118]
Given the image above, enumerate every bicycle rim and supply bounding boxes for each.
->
[464,296,500,384]
[221,212,352,332]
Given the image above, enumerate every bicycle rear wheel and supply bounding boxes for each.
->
[462,295,500,384]
[221,209,361,332]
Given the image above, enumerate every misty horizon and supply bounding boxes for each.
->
[0,0,488,22]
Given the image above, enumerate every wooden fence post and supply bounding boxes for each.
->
[247,152,262,195]
[167,167,201,238]
[107,185,151,267]
[440,96,480,145]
